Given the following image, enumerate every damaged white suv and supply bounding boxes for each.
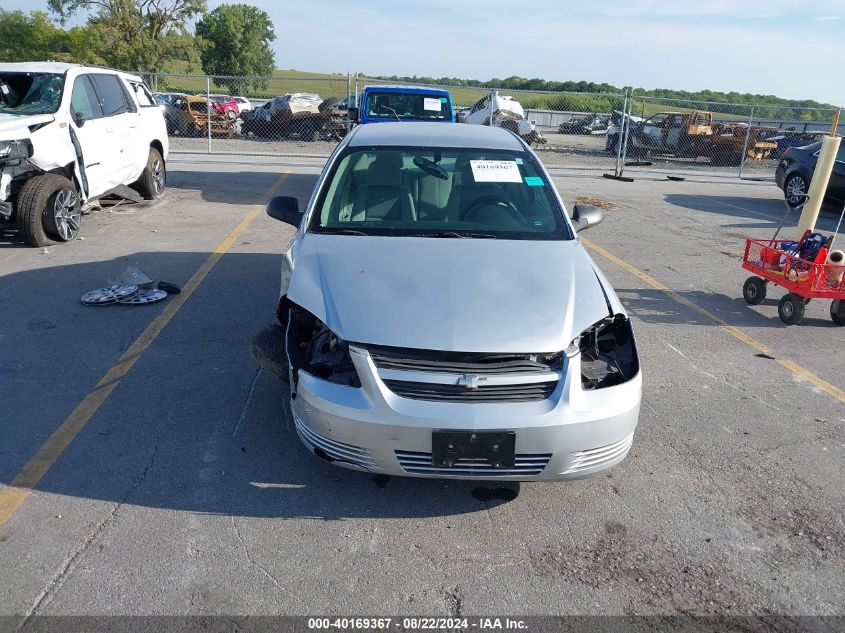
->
[263,122,641,481]
[0,62,168,246]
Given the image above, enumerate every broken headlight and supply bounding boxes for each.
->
[287,306,361,389]
[0,139,33,162]
[567,314,639,390]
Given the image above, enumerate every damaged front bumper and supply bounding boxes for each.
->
[290,345,641,481]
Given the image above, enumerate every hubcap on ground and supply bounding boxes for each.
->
[52,188,80,240]
[152,158,164,192]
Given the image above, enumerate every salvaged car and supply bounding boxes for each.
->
[622,110,713,157]
[605,110,644,151]
[241,93,345,141]
[354,85,454,124]
[559,113,610,135]
[172,95,237,137]
[261,122,641,480]
[463,93,546,146]
[0,62,168,246]
[708,122,779,165]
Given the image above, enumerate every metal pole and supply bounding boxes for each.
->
[738,106,754,179]
[489,90,496,126]
[619,92,633,175]
[615,88,628,176]
[346,72,351,133]
[206,76,212,154]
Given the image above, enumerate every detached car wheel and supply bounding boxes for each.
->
[16,174,81,246]
[133,147,166,200]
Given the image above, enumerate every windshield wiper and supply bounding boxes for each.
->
[322,228,369,235]
[412,231,498,239]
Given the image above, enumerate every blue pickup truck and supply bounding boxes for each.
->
[353,86,454,124]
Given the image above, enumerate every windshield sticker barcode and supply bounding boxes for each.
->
[470,160,523,183]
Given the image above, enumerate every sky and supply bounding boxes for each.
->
[2,0,844,106]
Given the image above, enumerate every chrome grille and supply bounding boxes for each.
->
[294,414,376,469]
[368,345,561,375]
[395,450,551,476]
[563,433,633,475]
[383,380,556,403]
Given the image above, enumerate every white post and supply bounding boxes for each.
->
[615,88,628,176]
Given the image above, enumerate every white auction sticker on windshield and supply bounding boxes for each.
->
[423,97,442,111]
[470,160,522,183]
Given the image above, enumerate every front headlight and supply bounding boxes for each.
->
[287,305,361,388]
[0,139,34,161]
[567,314,639,390]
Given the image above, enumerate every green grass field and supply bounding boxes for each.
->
[150,63,834,123]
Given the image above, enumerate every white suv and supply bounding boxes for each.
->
[0,62,169,246]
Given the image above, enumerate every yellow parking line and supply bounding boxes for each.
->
[0,171,291,528]
[582,237,845,405]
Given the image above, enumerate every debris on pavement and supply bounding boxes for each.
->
[81,267,171,306]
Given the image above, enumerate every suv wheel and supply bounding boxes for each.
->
[16,174,81,247]
[133,147,166,200]
[784,173,808,207]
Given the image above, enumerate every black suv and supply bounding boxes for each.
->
[776,141,845,207]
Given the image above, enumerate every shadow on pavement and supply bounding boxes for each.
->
[0,251,521,523]
[616,286,842,330]
[664,194,844,232]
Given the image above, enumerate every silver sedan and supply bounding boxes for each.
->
[263,122,641,480]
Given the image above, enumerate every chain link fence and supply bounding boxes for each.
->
[142,71,840,181]
[611,92,841,180]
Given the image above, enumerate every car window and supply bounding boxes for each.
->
[91,74,133,117]
[365,92,450,120]
[70,75,104,120]
[310,148,571,240]
[130,81,157,108]
[837,145,845,162]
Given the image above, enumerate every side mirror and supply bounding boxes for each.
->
[347,107,359,123]
[266,196,303,228]
[571,203,603,233]
[74,111,86,128]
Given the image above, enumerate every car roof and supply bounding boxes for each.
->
[347,122,525,151]
[363,85,452,96]
[0,61,142,81]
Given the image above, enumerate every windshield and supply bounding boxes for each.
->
[309,148,572,240]
[0,72,65,115]
[365,92,450,121]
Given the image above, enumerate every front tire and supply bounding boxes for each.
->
[784,173,809,207]
[16,174,81,246]
[133,148,166,200]
[778,293,805,325]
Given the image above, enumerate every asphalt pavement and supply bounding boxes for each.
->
[0,154,842,624]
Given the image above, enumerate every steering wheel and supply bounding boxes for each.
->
[461,196,527,226]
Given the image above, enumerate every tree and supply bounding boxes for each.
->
[0,10,65,62]
[47,0,206,79]
[196,3,275,95]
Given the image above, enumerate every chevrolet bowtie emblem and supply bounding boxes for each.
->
[457,374,487,389]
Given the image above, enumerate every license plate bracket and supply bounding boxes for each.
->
[431,431,515,469]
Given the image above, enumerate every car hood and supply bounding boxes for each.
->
[0,113,54,140]
[287,234,616,353]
